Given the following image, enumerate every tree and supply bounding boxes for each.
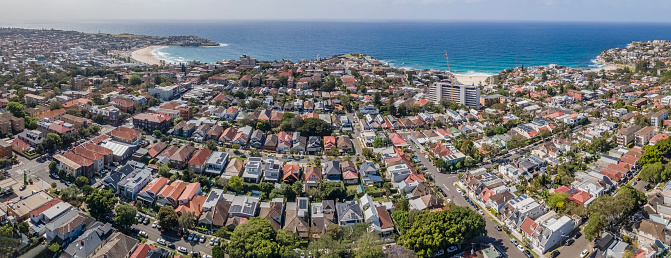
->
[206,140,218,151]
[372,137,385,148]
[158,163,171,178]
[212,245,225,258]
[75,176,89,187]
[49,101,62,110]
[225,217,278,258]
[153,130,162,137]
[48,243,60,253]
[25,116,36,130]
[228,176,243,193]
[114,204,138,230]
[355,232,384,258]
[129,73,142,85]
[276,229,301,257]
[256,120,271,131]
[51,182,57,189]
[178,211,195,232]
[298,118,334,137]
[398,207,485,257]
[49,160,58,173]
[157,205,179,229]
[547,193,570,212]
[434,159,446,170]
[6,102,25,118]
[85,189,118,220]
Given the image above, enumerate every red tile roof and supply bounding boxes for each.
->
[108,126,141,142]
[29,198,63,218]
[148,142,167,158]
[188,149,213,166]
[175,194,206,218]
[130,243,156,258]
[82,142,113,156]
[520,217,538,236]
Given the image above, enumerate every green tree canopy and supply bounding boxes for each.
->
[7,102,25,118]
[85,188,118,220]
[228,176,243,193]
[298,118,334,137]
[114,204,138,230]
[157,205,179,229]
[225,217,278,258]
[129,73,142,85]
[398,207,486,257]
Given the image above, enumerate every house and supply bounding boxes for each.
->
[147,142,167,158]
[486,191,515,213]
[263,159,281,182]
[304,166,322,186]
[222,158,244,179]
[176,194,206,219]
[219,127,237,144]
[249,130,265,149]
[188,148,213,174]
[360,194,394,236]
[409,194,444,210]
[90,232,139,258]
[277,131,293,153]
[205,151,229,176]
[337,136,354,153]
[341,160,359,185]
[264,134,278,152]
[387,164,412,183]
[199,199,231,229]
[336,201,364,226]
[178,182,202,205]
[169,145,196,169]
[133,113,172,131]
[43,209,95,244]
[284,200,310,238]
[307,136,322,154]
[323,136,336,150]
[259,198,284,230]
[116,168,152,201]
[242,157,263,183]
[310,200,336,238]
[156,181,188,207]
[61,222,115,258]
[529,215,580,254]
[137,177,169,207]
[283,163,301,184]
[359,162,382,186]
[228,195,259,218]
[30,199,71,224]
[324,160,341,181]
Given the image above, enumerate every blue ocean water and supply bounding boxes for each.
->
[6,20,671,74]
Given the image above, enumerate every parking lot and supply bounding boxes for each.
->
[132,215,214,256]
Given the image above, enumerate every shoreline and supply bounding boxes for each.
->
[131,45,166,65]
[454,74,489,86]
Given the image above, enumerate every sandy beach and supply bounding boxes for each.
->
[131,45,165,65]
[454,74,489,86]
[589,64,620,72]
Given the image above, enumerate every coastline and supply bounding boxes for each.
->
[131,45,166,65]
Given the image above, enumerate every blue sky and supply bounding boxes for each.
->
[3,0,670,23]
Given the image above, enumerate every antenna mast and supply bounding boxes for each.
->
[445,50,453,102]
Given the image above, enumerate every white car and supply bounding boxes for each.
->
[581,249,589,257]
[157,238,166,245]
[152,221,157,228]
[200,236,206,243]
[516,244,524,252]
[177,246,188,254]
[139,231,148,237]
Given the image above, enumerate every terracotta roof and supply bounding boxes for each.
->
[108,126,141,142]
[404,173,426,183]
[179,182,201,202]
[283,164,301,180]
[35,108,65,120]
[129,243,156,258]
[158,181,188,201]
[139,177,169,196]
[188,149,213,166]
[91,135,109,144]
[158,146,179,158]
[133,113,171,124]
[176,194,206,218]
[62,98,92,108]
[520,217,538,236]
[63,151,93,167]
[148,142,167,158]
[29,198,63,218]
[72,146,104,161]
[82,142,113,156]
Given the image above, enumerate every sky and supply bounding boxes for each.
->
[2,0,671,23]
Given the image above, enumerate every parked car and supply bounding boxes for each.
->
[187,233,194,241]
[143,217,150,225]
[446,246,458,253]
[130,227,139,234]
[191,251,200,257]
[139,231,148,237]
[516,244,524,252]
[157,238,166,245]
[167,243,175,249]
[574,232,582,239]
[152,221,158,228]
[551,250,560,258]
[581,249,589,257]
[494,225,502,231]
[19,185,25,191]
[177,246,188,254]
[565,239,575,246]
[477,209,484,215]
[511,239,518,246]
[200,236,206,243]
[523,250,533,258]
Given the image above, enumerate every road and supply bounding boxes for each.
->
[6,154,65,189]
[133,219,213,256]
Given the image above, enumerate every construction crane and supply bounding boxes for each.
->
[444,50,454,102]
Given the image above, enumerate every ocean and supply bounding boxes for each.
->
[6,20,671,74]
